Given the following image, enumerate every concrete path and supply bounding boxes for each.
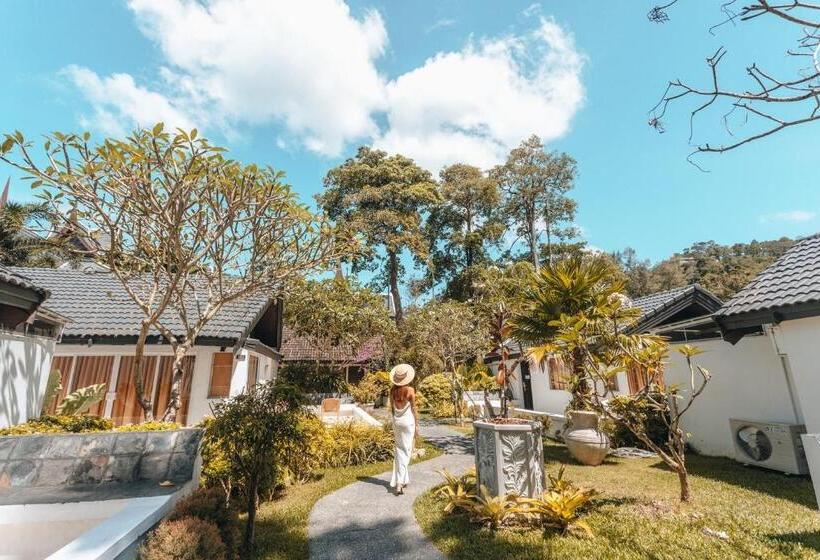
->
[308,422,474,560]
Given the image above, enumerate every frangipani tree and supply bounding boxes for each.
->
[528,291,712,503]
[1,125,339,421]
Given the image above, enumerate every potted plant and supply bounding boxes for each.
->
[474,304,545,498]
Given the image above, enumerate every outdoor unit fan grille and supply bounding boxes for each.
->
[729,419,808,475]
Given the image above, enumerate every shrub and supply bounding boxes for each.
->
[348,371,389,404]
[168,487,239,558]
[282,412,331,483]
[0,415,113,436]
[430,401,455,419]
[418,373,452,411]
[139,516,227,560]
[606,394,670,449]
[115,421,180,432]
[277,362,346,394]
[322,422,394,468]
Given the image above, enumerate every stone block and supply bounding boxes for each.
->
[145,432,177,454]
[36,459,77,486]
[11,436,49,459]
[70,454,110,484]
[173,430,202,456]
[0,438,18,460]
[167,452,195,482]
[114,434,146,455]
[79,433,118,456]
[138,453,171,481]
[5,459,40,486]
[44,435,84,458]
[103,454,140,483]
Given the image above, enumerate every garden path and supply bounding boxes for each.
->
[308,421,473,560]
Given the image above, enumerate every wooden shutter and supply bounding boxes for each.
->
[208,352,234,398]
[44,356,74,414]
[247,355,259,389]
[71,356,115,416]
[154,355,196,424]
[110,356,158,426]
[547,356,571,391]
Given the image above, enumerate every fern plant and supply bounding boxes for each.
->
[56,383,107,416]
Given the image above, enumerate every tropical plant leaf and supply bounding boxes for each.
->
[56,383,106,416]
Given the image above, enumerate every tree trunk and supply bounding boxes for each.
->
[528,217,539,271]
[241,474,259,559]
[161,343,190,422]
[388,251,403,324]
[677,467,692,502]
[570,347,589,410]
[133,321,154,420]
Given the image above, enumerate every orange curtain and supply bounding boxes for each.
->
[110,356,158,426]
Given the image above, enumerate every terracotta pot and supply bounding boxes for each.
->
[564,410,609,466]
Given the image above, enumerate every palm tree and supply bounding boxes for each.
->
[511,256,627,408]
[0,196,62,267]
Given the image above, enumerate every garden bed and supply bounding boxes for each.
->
[415,440,820,560]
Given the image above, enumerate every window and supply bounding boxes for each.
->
[208,352,234,398]
[548,356,572,391]
[606,373,620,392]
[247,354,259,388]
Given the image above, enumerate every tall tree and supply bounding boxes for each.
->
[1,125,337,420]
[422,163,504,299]
[492,135,578,269]
[318,146,439,323]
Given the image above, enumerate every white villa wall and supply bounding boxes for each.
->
[0,330,56,428]
[772,317,820,434]
[664,333,799,458]
[56,344,278,427]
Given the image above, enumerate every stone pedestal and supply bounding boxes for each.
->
[473,420,544,498]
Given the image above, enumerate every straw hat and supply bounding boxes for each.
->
[389,364,416,386]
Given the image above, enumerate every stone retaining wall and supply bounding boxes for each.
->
[0,428,202,488]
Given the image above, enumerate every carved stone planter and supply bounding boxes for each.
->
[564,410,609,466]
[473,419,544,498]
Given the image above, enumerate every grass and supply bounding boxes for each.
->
[415,440,820,560]
[253,440,441,559]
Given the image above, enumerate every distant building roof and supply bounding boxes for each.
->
[715,233,820,341]
[10,267,274,345]
[629,285,723,333]
[0,266,50,299]
[280,326,383,364]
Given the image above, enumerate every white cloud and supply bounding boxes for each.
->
[760,210,816,223]
[376,18,585,171]
[426,18,457,33]
[63,2,584,170]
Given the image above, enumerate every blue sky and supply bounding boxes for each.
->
[2,0,818,264]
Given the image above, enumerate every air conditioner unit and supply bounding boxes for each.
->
[729,419,808,475]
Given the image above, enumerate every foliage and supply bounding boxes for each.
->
[491,135,578,268]
[0,195,68,267]
[139,516,227,560]
[277,362,348,394]
[466,488,524,531]
[418,373,452,411]
[115,421,180,432]
[42,368,62,413]
[206,382,305,558]
[0,414,113,436]
[348,370,390,404]
[318,146,440,323]
[420,163,504,298]
[55,383,106,416]
[281,413,331,484]
[519,466,598,536]
[430,401,457,419]
[284,276,394,374]
[606,394,670,449]
[168,487,240,558]
[1,125,338,422]
[321,422,394,469]
[437,468,478,513]
[488,303,518,417]
[613,238,795,300]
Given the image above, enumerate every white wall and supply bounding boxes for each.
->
[664,333,799,458]
[772,317,820,434]
[0,331,56,428]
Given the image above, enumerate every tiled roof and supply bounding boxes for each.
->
[10,267,271,342]
[631,286,691,317]
[0,265,50,298]
[715,233,820,319]
[281,326,383,364]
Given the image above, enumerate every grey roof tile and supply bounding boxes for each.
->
[0,265,50,298]
[9,267,270,341]
[715,233,820,318]
[631,285,691,317]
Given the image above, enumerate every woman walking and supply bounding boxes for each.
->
[389,364,419,495]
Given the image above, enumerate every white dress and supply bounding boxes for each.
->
[390,401,415,488]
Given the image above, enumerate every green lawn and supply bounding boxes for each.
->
[253,441,441,559]
[415,440,820,560]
